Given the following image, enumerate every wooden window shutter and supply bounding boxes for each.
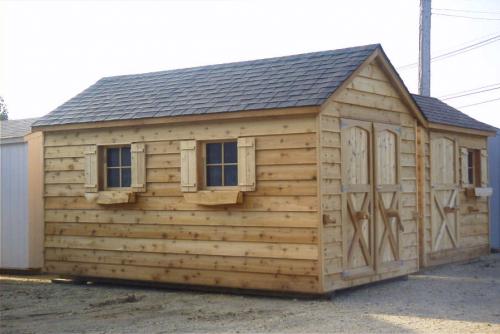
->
[180,140,197,192]
[237,137,256,191]
[480,149,488,187]
[131,143,146,192]
[460,147,469,186]
[84,145,98,192]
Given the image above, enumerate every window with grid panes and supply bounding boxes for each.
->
[205,141,237,187]
[105,146,131,188]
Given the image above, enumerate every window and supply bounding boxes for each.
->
[180,137,255,193]
[205,141,237,187]
[467,150,474,185]
[104,146,131,188]
[466,149,480,186]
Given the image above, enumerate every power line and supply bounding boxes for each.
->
[442,86,500,100]
[397,34,500,70]
[429,31,500,56]
[432,35,500,60]
[458,97,500,108]
[432,13,500,21]
[438,82,500,99]
[433,8,500,15]
[439,82,500,99]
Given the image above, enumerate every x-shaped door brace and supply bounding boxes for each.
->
[346,193,372,267]
[433,189,458,250]
[376,192,403,260]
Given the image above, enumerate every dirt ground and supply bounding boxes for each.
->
[1,254,499,334]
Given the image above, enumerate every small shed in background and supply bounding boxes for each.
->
[412,95,496,267]
[489,130,500,251]
[0,118,44,271]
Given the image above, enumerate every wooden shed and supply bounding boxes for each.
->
[32,44,495,294]
[412,96,497,266]
[1,118,44,271]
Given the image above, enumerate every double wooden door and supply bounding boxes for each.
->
[341,119,403,279]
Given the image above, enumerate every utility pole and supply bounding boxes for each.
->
[419,0,431,96]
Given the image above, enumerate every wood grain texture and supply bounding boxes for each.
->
[45,248,318,276]
[45,260,320,293]
[320,59,419,292]
[45,236,318,260]
[42,115,323,293]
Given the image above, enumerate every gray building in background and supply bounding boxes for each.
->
[0,118,43,271]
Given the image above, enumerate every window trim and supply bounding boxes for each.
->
[201,140,238,190]
[101,145,132,190]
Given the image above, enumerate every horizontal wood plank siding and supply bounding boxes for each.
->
[42,115,321,293]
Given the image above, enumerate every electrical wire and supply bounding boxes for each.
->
[432,13,500,21]
[397,34,500,70]
[439,82,500,99]
[431,35,500,61]
[427,31,500,57]
[458,97,500,108]
[441,86,500,100]
[433,8,500,15]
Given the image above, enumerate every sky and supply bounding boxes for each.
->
[1,0,499,127]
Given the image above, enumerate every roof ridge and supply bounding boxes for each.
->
[101,44,381,81]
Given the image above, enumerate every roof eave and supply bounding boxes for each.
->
[31,106,321,132]
[428,121,497,137]
[0,137,26,144]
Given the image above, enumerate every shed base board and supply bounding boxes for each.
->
[324,258,418,293]
[51,275,328,300]
[424,245,490,267]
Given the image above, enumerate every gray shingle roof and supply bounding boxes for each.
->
[1,118,39,139]
[33,44,380,127]
[412,94,497,132]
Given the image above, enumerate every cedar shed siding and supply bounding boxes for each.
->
[43,115,322,293]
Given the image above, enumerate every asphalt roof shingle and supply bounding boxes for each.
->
[33,44,379,126]
[412,94,497,133]
[33,44,496,134]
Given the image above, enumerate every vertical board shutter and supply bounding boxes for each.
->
[180,140,197,192]
[237,137,256,191]
[84,145,98,192]
[480,149,488,187]
[131,143,146,192]
[460,147,469,186]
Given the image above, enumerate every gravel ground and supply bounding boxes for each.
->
[1,254,499,334]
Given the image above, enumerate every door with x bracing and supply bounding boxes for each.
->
[373,123,404,273]
[341,119,403,279]
[430,135,459,252]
